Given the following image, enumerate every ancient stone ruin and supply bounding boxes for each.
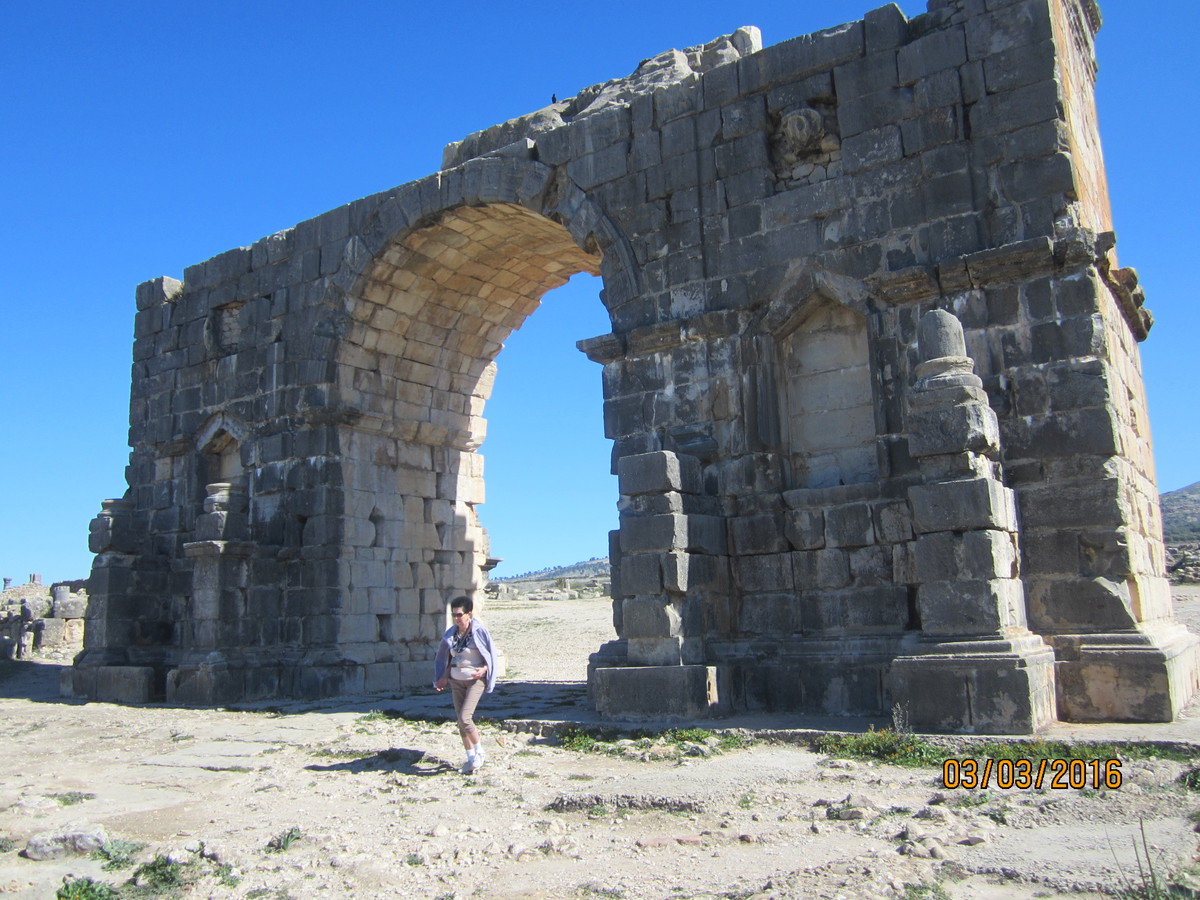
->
[2,577,88,661]
[72,0,1198,732]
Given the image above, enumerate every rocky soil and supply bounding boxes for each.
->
[0,589,1199,900]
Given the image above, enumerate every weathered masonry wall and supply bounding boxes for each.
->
[74,0,1197,733]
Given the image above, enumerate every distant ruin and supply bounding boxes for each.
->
[2,578,88,662]
[72,0,1198,732]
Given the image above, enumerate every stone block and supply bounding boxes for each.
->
[618,451,701,496]
[738,21,863,94]
[909,478,1017,533]
[918,578,1025,636]
[864,3,909,53]
[565,142,630,190]
[897,26,966,83]
[842,125,904,173]
[915,529,1017,582]
[909,400,1001,458]
[824,503,876,548]
[620,553,663,597]
[833,50,899,99]
[1054,628,1200,723]
[967,80,1060,138]
[592,664,718,720]
[22,596,51,620]
[364,662,400,693]
[838,86,915,138]
[94,666,155,704]
[622,596,680,640]
[890,638,1057,733]
[1003,409,1119,461]
[785,507,825,550]
[965,3,1053,62]
[627,637,683,666]
[738,593,799,635]
[793,548,851,590]
[621,514,687,553]
[850,544,891,585]
[874,500,913,543]
[729,513,788,555]
[35,618,68,648]
[983,39,1055,93]
[734,553,795,593]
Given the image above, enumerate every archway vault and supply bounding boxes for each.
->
[330,194,616,674]
[341,201,603,451]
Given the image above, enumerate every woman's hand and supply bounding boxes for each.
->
[473,666,487,681]
[434,676,449,692]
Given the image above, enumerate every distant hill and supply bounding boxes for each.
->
[1163,482,1200,542]
[493,557,609,583]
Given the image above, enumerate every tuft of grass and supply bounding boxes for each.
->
[952,791,993,809]
[1179,767,1200,791]
[556,724,753,759]
[558,726,619,752]
[310,747,370,760]
[132,855,183,890]
[660,727,714,743]
[814,728,944,768]
[57,877,119,900]
[50,791,97,806]
[977,739,1196,765]
[405,852,425,866]
[91,839,146,871]
[1112,818,1190,900]
[902,883,950,900]
[265,826,303,853]
[0,837,15,853]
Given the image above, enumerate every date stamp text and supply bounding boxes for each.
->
[941,757,1122,790]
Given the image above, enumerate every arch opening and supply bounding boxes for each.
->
[334,202,613,677]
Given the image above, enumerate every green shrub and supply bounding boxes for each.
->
[132,855,182,890]
[57,877,119,900]
[91,839,146,871]
[813,728,944,767]
[265,826,303,853]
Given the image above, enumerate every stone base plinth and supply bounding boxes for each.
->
[890,635,1057,734]
[1052,624,1200,723]
[592,665,720,721]
[707,635,904,716]
[66,665,155,704]
[165,654,375,705]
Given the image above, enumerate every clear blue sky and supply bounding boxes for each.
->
[1,1,1196,584]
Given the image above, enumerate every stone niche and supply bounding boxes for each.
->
[73,0,1197,733]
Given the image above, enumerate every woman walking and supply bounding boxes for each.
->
[433,595,498,774]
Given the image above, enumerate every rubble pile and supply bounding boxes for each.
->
[0,577,87,661]
[1168,543,1200,584]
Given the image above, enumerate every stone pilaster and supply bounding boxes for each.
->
[891,311,1056,734]
[590,450,727,719]
[170,481,255,704]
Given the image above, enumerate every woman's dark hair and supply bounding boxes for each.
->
[450,595,474,614]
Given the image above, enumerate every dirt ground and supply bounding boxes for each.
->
[1,588,1199,900]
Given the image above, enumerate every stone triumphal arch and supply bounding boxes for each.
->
[74,0,1198,732]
